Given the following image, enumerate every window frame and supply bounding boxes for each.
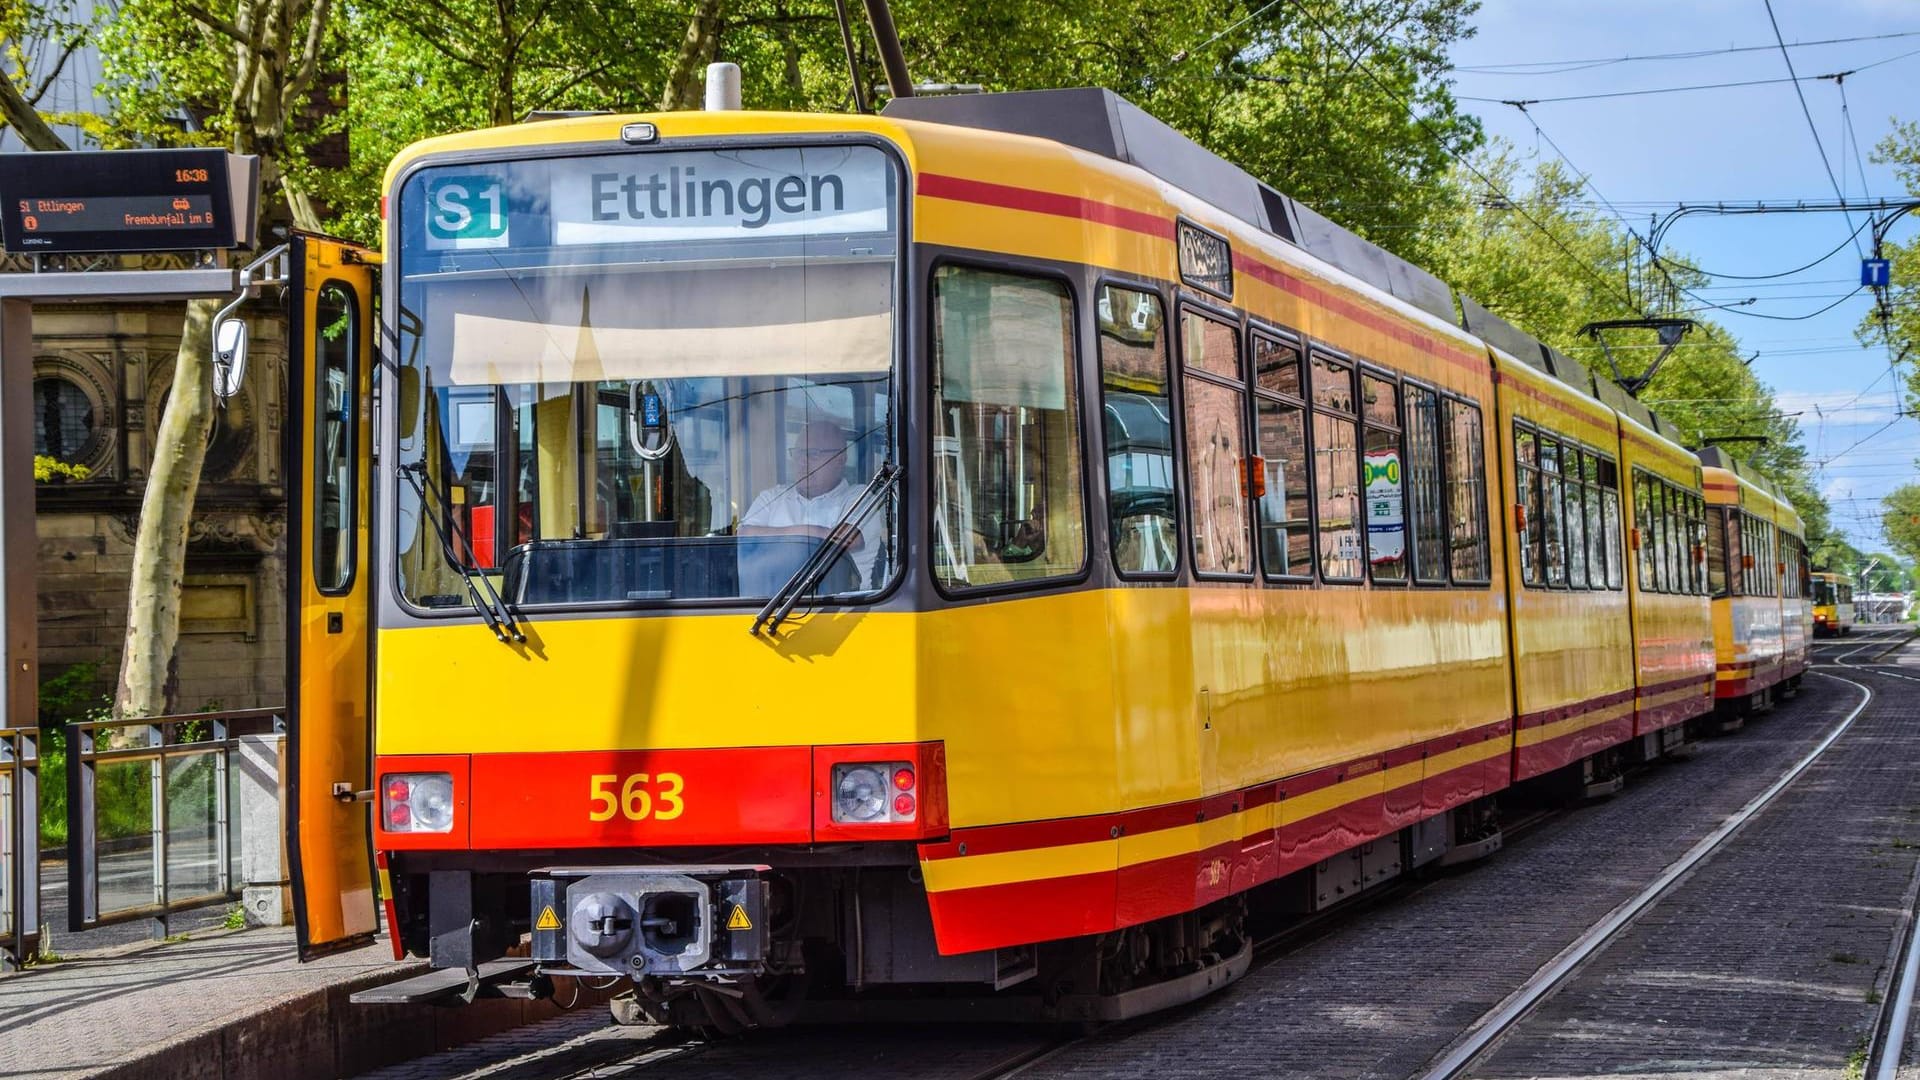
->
[313,277,361,598]
[1402,376,1451,587]
[1358,363,1409,587]
[1441,393,1493,587]
[1248,323,1316,584]
[1094,275,1181,583]
[1175,296,1256,581]
[925,256,1093,600]
[1307,345,1365,585]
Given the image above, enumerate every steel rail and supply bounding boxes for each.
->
[1413,669,1876,1080]
[1871,848,1920,1080]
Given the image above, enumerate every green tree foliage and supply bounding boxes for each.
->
[1427,150,1830,542]
[328,0,1483,255]
[1865,120,1920,411]
[0,0,92,148]
[1887,484,1920,566]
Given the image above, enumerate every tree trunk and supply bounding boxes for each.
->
[0,73,70,150]
[657,0,725,111]
[115,298,219,718]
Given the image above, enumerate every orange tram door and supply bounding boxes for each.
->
[285,232,382,958]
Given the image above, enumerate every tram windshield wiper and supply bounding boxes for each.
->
[751,462,898,638]
[398,462,526,644]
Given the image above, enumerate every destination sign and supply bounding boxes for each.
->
[420,146,893,252]
[0,149,259,255]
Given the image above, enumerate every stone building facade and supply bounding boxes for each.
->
[32,299,287,713]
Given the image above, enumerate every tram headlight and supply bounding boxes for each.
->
[382,771,455,833]
[832,762,915,824]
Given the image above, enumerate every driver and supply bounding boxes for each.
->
[740,419,884,586]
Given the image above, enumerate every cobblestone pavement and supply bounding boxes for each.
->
[0,925,408,1079]
[1464,657,1920,1078]
[359,645,1895,1080]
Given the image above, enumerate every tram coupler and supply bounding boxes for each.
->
[529,866,769,979]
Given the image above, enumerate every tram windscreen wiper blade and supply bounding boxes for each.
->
[752,462,898,638]
[397,462,526,644]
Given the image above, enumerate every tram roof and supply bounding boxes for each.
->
[883,90,1707,434]
[890,88,1810,515]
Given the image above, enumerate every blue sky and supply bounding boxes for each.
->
[1450,0,1919,553]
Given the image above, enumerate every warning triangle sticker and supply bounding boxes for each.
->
[535,905,562,931]
[725,904,753,931]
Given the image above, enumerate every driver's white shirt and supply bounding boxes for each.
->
[741,479,884,585]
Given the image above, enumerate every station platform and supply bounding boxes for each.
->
[0,924,568,1080]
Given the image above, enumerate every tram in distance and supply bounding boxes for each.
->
[1810,571,1857,637]
[280,83,1816,1027]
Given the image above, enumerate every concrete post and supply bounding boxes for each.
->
[236,732,287,926]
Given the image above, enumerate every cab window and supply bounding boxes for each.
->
[931,266,1086,592]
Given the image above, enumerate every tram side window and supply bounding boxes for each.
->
[1632,473,1652,592]
[1581,453,1606,591]
[1661,484,1679,594]
[1539,437,1568,587]
[1708,506,1729,597]
[1691,495,1708,596]
[1735,513,1749,595]
[1516,427,1542,586]
[315,282,357,593]
[1182,311,1252,576]
[1444,398,1491,583]
[930,266,1086,592]
[1098,285,1177,576]
[1404,384,1447,584]
[1362,373,1406,582]
[1599,456,1623,590]
[1253,336,1312,579]
[1312,352,1362,580]
[1563,448,1589,589]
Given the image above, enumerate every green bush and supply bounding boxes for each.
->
[37,662,109,850]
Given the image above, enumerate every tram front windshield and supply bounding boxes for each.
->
[392,144,899,609]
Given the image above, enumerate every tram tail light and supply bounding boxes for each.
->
[381,771,455,833]
[814,742,946,841]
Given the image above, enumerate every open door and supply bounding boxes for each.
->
[286,232,379,959]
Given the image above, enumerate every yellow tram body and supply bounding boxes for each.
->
[1811,571,1856,637]
[280,91,1811,1011]
[1702,455,1809,706]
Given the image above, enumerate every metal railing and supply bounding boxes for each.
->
[66,708,282,936]
[0,725,40,963]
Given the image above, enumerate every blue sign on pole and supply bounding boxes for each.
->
[1863,258,1892,288]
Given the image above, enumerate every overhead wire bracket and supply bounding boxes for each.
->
[1580,317,1694,397]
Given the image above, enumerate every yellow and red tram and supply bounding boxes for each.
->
[1811,571,1856,637]
[1701,451,1810,712]
[280,86,1813,1024]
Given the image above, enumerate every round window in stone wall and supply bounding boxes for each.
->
[33,376,96,464]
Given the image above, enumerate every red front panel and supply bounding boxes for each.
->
[465,747,814,849]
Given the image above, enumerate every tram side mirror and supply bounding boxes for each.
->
[212,318,248,399]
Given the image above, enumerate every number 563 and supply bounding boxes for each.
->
[588,772,685,822]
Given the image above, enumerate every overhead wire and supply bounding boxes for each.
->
[1455,44,1920,105]
[1281,0,1645,317]
[1496,99,1867,323]
[1762,0,1865,261]
[1455,30,1920,75]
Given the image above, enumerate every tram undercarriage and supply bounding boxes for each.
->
[373,797,1515,1030]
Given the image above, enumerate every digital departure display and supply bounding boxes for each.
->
[0,149,259,255]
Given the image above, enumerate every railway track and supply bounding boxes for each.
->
[1411,670,1877,1080]
[1413,629,1917,1080]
